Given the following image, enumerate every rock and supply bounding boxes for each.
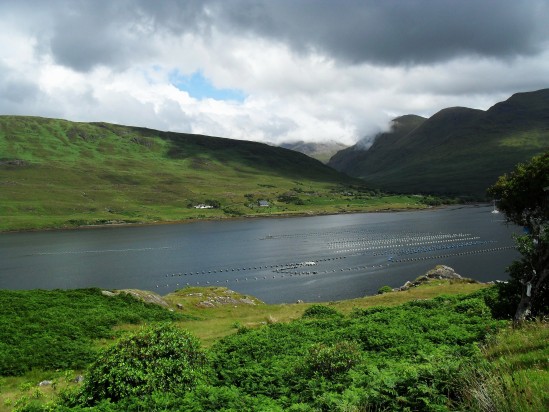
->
[104,289,170,308]
[73,375,84,383]
[296,299,304,304]
[394,265,474,291]
[0,159,28,167]
[176,303,183,310]
[197,301,215,308]
[425,265,462,280]
[38,380,53,386]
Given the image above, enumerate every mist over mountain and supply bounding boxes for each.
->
[328,89,549,198]
[280,140,349,164]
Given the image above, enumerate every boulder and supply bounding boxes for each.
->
[425,265,463,280]
[394,265,474,291]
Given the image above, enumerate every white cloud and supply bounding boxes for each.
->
[1,1,548,145]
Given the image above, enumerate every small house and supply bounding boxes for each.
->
[258,200,270,207]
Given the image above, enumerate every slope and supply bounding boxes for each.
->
[0,116,424,231]
[329,89,549,197]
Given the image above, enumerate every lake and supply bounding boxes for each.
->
[0,205,520,303]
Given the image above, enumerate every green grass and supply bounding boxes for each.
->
[0,116,437,231]
[457,321,549,411]
[165,281,489,347]
[0,282,546,411]
[0,289,182,376]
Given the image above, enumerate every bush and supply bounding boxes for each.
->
[302,304,342,319]
[0,289,180,376]
[301,341,361,379]
[377,285,393,294]
[77,324,209,405]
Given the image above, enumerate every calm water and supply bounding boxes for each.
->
[0,205,519,303]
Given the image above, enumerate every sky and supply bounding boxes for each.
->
[1,0,548,146]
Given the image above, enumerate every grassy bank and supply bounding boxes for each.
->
[1,281,546,411]
[0,116,447,232]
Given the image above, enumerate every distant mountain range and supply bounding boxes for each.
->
[280,140,349,163]
[328,88,549,197]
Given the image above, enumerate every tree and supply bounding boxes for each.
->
[487,152,549,323]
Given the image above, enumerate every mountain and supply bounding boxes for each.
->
[0,116,356,230]
[328,89,549,197]
[280,140,349,163]
[329,115,427,172]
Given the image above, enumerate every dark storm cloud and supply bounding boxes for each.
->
[9,0,549,72]
[213,0,549,65]
[45,0,209,71]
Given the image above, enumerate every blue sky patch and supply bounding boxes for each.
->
[170,70,246,102]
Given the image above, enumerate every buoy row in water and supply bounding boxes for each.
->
[262,227,409,240]
[155,264,386,288]
[160,257,347,279]
[390,246,515,263]
[275,256,346,272]
[328,236,480,251]
[327,232,472,247]
[157,237,507,281]
[154,245,516,289]
[330,238,484,255]
[392,240,496,256]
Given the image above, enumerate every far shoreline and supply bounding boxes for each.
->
[0,202,493,234]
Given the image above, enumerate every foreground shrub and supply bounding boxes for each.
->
[301,341,361,379]
[76,324,209,405]
[302,304,342,319]
[377,285,393,294]
[212,294,504,410]
[0,289,180,375]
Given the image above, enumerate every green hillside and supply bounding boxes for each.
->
[1,284,547,411]
[329,89,549,197]
[0,116,428,231]
[329,114,427,172]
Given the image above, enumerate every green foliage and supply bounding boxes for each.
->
[467,285,517,320]
[488,151,549,228]
[0,289,179,376]
[209,293,504,410]
[203,199,221,208]
[7,288,546,411]
[454,321,549,412]
[75,324,209,405]
[300,341,361,379]
[488,151,549,321]
[301,304,342,319]
[277,193,305,205]
[377,285,393,294]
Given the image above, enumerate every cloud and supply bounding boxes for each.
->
[214,0,549,65]
[0,0,548,145]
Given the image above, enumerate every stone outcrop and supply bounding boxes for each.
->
[101,289,170,308]
[395,265,476,291]
[197,295,258,308]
